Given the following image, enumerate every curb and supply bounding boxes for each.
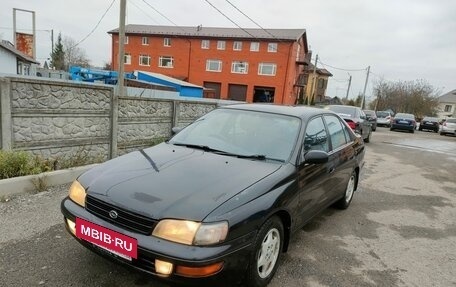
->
[0,164,98,198]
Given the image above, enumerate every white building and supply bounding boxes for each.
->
[437,89,456,119]
[0,40,39,76]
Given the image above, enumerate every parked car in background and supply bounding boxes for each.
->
[390,113,416,133]
[419,117,439,133]
[326,105,372,142]
[376,111,393,127]
[363,110,377,131]
[61,104,365,287]
[440,118,456,136]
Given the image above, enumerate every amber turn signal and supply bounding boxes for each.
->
[175,262,224,278]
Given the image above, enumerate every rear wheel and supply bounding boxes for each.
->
[364,130,371,143]
[336,170,357,209]
[246,217,284,287]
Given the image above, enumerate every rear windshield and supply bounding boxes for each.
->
[376,111,390,117]
[364,110,375,116]
[395,113,415,119]
[326,106,356,117]
[423,117,438,121]
[447,119,456,123]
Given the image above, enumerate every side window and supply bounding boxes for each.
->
[340,119,353,142]
[324,115,348,150]
[304,117,329,153]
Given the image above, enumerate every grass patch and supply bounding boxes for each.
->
[0,150,53,180]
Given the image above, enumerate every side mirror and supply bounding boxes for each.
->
[171,127,183,135]
[304,150,329,164]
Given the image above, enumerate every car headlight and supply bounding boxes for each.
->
[69,180,86,207]
[152,219,228,246]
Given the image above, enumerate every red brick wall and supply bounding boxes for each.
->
[112,34,305,105]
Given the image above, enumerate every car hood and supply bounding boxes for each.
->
[78,143,282,222]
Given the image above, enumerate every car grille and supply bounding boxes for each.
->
[85,195,157,235]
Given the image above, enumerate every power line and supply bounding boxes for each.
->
[141,0,180,27]
[129,0,160,25]
[224,0,278,40]
[71,0,116,49]
[318,57,367,72]
[203,0,258,38]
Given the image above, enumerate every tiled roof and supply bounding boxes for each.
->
[438,89,456,104]
[108,24,306,41]
[0,40,39,64]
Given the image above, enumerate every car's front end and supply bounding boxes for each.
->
[61,192,253,286]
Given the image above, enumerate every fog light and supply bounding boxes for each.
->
[176,262,224,278]
[155,259,173,275]
[66,218,76,235]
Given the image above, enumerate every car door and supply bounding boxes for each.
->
[321,114,355,204]
[358,109,371,138]
[296,116,332,226]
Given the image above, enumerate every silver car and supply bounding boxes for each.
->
[376,111,392,127]
[440,118,456,136]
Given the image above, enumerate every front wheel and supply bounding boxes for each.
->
[246,217,284,287]
[336,170,357,209]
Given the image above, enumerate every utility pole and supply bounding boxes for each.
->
[345,74,352,101]
[111,0,126,159]
[360,66,370,109]
[309,54,318,106]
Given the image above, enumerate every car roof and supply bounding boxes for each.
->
[222,103,335,120]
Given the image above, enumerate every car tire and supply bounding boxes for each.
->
[336,170,357,210]
[372,127,376,132]
[390,128,394,131]
[246,216,284,287]
[418,127,422,131]
[440,132,445,136]
[411,129,414,133]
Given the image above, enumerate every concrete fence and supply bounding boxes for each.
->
[0,76,220,165]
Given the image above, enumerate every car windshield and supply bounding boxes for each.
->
[376,111,390,118]
[169,108,301,162]
[395,113,415,119]
[364,110,375,116]
[326,106,356,117]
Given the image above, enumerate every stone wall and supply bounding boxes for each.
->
[0,76,219,165]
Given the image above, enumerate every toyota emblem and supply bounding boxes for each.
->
[109,210,118,219]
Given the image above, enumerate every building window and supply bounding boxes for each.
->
[164,38,171,47]
[217,40,226,50]
[258,63,277,76]
[124,36,129,44]
[233,41,242,51]
[250,42,260,52]
[124,53,131,65]
[139,54,151,66]
[206,60,222,72]
[444,105,452,112]
[201,40,210,49]
[231,61,248,74]
[159,56,174,68]
[268,42,278,52]
[142,37,149,45]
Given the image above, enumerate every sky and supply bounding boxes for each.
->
[1,0,455,100]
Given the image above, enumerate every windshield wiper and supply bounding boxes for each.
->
[172,143,282,162]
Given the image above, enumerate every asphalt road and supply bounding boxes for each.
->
[1,128,455,287]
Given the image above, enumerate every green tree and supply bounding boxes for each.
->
[50,33,65,70]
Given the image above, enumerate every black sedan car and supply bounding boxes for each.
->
[419,116,439,133]
[325,105,372,142]
[61,104,365,287]
[390,113,416,133]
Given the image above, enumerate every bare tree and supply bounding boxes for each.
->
[371,79,440,117]
[62,36,90,70]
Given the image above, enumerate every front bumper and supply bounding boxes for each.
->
[61,197,254,286]
[377,119,390,126]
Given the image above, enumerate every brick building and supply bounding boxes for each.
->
[108,25,310,105]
